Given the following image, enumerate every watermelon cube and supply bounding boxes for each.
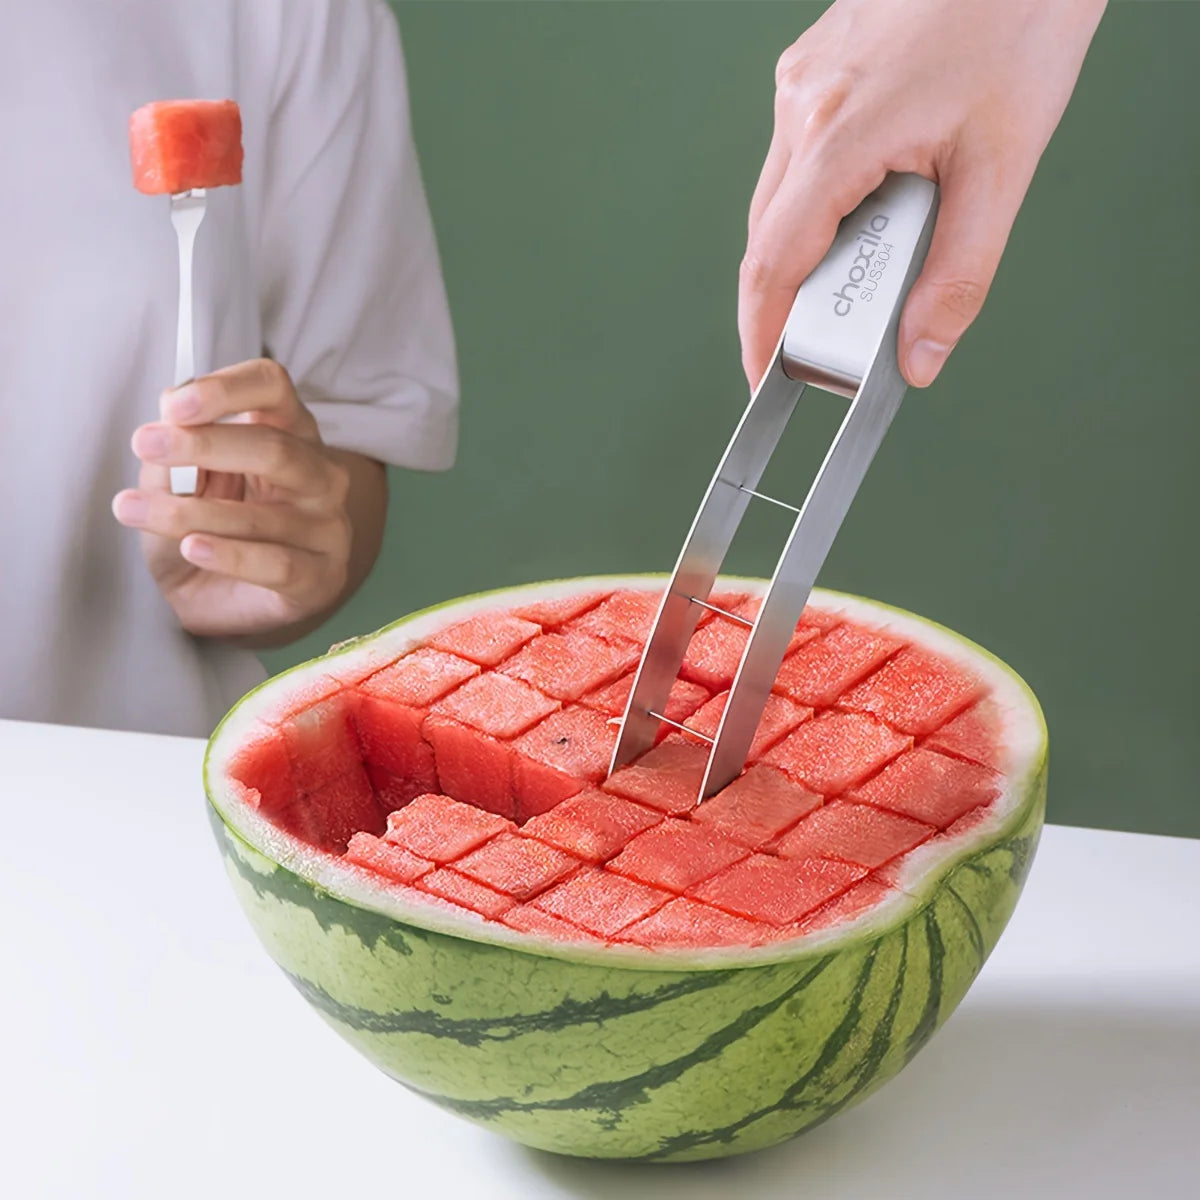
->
[453,832,579,899]
[384,792,513,862]
[432,672,559,740]
[787,877,902,936]
[422,716,514,819]
[129,99,243,195]
[353,695,437,788]
[763,712,912,796]
[523,788,662,862]
[366,764,430,813]
[509,758,586,823]
[621,897,769,948]
[580,675,709,743]
[281,693,362,792]
[608,820,749,893]
[512,592,607,628]
[602,740,708,816]
[501,631,640,701]
[691,854,867,926]
[566,589,663,646]
[679,691,811,758]
[361,649,480,707]
[227,727,295,817]
[848,748,1002,829]
[531,867,672,938]
[680,605,821,693]
[512,706,616,786]
[690,764,822,849]
[774,800,933,868]
[500,903,603,942]
[305,764,383,851]
[922,700,1006,771]
[426,612,541,667]
[838,646,985,735]
[417,868,515,919]
[344,832,433,885]
[772,624,906,708]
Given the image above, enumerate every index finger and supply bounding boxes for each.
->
[160,358,318,438]
[738,157,882,389]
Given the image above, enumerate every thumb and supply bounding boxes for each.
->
[899,152,1031,388]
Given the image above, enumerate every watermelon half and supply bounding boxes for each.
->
[204,576,1047,1161]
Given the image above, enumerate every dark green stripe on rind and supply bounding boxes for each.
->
[205,755,1045,1160]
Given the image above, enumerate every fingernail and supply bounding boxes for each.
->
[135,425,171,459]
[113,492,148,525]
[906,339,951,388]
[182,536,213,564]
[169,386,201,421]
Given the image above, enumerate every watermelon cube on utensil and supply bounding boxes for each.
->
[129,99,243,194]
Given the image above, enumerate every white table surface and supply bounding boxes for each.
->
[4,718,1198,1199]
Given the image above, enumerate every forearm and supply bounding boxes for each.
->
[233,448,388,650]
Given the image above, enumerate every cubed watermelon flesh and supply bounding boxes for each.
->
[129,99,243,195]
[218,583,1021,951]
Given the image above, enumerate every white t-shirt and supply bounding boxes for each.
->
[0,0,458,737]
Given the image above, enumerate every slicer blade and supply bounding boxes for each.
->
[610,172,940,801]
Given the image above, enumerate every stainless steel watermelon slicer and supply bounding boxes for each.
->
[609,172,940,803]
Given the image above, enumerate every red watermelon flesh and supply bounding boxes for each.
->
[426,613,541,666]
[129,99,243,194]
[502,631,640,701]
[531,868,673,939]
[226,585,1014,950]
[384,792,513,862]
[678,690,812,758]
[522,789,662,862]
[433,672,559,740]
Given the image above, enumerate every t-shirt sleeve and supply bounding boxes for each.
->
[258,0,458,470]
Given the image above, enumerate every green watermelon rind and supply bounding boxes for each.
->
[202,576,1046,1160]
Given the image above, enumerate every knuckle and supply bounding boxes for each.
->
[774,42,806,88]
[252,357,290,394]
[738,247,778,294]
[931,276,989,322]
[262,429,294,474]
[325,459,352,505]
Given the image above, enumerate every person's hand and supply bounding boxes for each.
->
[740,0,1106,390]
[112,360,358,641]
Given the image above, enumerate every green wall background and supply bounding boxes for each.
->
[266,1,1199,841]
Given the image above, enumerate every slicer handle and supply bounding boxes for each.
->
[781,172,939,398]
